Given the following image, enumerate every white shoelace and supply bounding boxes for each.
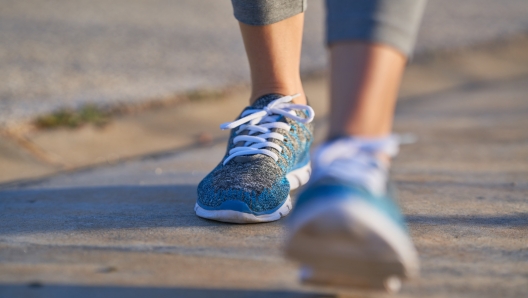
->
[310,135,401,196]
[220,94,315,165]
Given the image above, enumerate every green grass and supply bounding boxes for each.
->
[34,88,226,129]
[186,89,225,102]
[35,105,110,129]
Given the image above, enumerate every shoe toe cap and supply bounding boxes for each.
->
[197,173,290,213]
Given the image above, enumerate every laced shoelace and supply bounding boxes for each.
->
[220,94,315,165]
[310,135,401,196]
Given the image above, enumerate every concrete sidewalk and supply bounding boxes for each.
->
[1,38,527,297]
[2,34,528,185]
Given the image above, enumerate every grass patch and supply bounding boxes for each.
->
[186,89,226,102]
[34,88,227,129]
[35,105,110,129]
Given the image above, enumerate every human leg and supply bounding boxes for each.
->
[329,42,405,139]
[327,0,427,138]
[286,0,427,291]
[234,0,307,105]
[196,1,314,223]
[239,14,306,105]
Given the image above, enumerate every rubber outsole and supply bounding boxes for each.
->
[195,162,311,224]
[285,196,419,292]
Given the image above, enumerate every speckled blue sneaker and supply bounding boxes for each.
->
[285,136,419,292]
[195,94,315,223]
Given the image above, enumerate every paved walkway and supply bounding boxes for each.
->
[3,35,528,184]
[1,39,527,296]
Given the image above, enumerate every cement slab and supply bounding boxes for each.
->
[1,74,527,297]
[3,35,528,185]
[0,135,55,183]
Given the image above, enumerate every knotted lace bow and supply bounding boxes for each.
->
[220,94,315,165]
[310,135,401,196]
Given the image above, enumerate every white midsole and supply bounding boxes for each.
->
[195,162,311,223]
[194,195,291,224]
[287,197,420,278]
[287,162,311,190]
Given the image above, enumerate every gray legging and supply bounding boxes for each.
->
[231,0,427,57]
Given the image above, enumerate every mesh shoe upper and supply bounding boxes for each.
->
[197,94,314,214]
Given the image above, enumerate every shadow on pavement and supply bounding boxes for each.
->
[0,185,233,235]
[0,284,335,298]
[406,214,528,227]
[1,184,526,236]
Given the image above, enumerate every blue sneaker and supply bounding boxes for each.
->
[195,94,315,223]
[285,136,419,292]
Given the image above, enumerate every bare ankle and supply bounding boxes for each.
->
[250,89,307,105]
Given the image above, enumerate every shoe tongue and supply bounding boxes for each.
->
[250,94,285,109]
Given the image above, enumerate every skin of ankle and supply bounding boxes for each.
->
[328,41,407,139]
[251,87,307,105]
[238,14,307,106]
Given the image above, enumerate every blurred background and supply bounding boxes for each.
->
[1,0,528,128]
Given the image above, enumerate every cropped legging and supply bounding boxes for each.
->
[231,0,427,57]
